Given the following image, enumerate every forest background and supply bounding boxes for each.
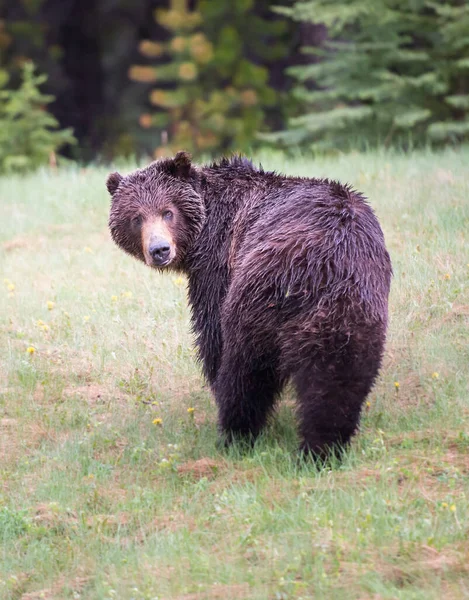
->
[0,0,468,167]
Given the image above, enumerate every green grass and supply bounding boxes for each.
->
[1,148,469,599]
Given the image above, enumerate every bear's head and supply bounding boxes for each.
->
[107,152,205,271]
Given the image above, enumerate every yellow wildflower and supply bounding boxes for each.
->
[47,301,55,310]
[432,372,439,379]
[172,276,185,287]
[111,295,118,302]
[84,246,93,254]
[394,381,400,389]
[444,273,451,280]
[7,283,15,292]
[26,346,36,355]
[152,418,163,426]
[121,291,133,299]
[450,504,456,512]
[441,502,448,508]
[83,315,90,323]
[36,320,49,332]
[187,407,195,414]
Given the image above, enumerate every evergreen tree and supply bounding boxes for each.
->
[130,0,290,156]
[0,62,75,172]
[269,0,469,149]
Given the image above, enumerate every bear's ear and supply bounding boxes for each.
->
[170,151,193,179]
[106,172,123,196]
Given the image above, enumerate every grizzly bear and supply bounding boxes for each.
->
[107,152,392,458]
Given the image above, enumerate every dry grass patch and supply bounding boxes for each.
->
[21,576,91,600]
[2,235,45,252]
[0,418,50,465]
[177,457,226,479]
[171,583,251,600]
[373,544,469,590]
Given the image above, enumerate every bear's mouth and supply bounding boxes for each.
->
[145,250,174,269]
[152,256,172,268]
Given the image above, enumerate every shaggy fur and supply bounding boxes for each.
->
[108,152,392,457]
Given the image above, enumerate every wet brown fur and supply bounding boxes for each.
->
[108,152,392,458]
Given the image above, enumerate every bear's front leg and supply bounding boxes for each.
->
[214,346,283,447]
[213,266,286,447]
[188,265,231,387]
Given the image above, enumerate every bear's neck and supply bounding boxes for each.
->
[183,169,251,275]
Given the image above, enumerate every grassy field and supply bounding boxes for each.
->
[1,148,468,600]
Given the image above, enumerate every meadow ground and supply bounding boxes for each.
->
[1,148,468,600]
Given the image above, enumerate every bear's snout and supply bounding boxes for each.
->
[140,216,175,268]
[149,240,171,266]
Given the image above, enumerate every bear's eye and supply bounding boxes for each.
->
[131,215,142,228]
[162,210,173,221]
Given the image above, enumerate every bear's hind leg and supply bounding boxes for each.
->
[215,350,283,446]
[293,349,381,460]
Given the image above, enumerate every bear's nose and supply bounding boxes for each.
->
[149,241,171,264]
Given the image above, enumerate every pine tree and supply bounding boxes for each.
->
[269,0,469,149]
[0,62,75,172]
[130,0,290,156]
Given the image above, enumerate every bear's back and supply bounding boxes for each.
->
[215,167,387,273]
